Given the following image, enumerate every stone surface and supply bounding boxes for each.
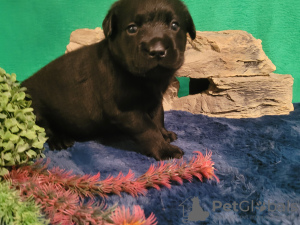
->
[176,30,276,78]
[65,28,105,53]
[162,77,180,111]
[170,74,294,118]
[65,28,294,118]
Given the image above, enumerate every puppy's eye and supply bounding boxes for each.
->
[127,24,138,34]
[171,22,179,31]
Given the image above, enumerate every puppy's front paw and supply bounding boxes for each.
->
[155,144,184,161]
[162,129,178,143]
[48,135,75,150]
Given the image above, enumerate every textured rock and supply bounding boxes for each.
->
[170,74,294,118]
[65,28,104,53]
[65,28,294,118]
[176,30,276,78]
[162,77,180,111]
[165,30,293,117]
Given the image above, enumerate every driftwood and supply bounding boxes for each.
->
[66,28,293,118]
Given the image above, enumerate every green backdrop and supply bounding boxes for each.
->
[1,0,299,102]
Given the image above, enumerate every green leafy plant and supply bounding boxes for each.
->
[0,68,47,176]
[0,181,49,225]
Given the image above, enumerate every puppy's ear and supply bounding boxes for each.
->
[102,2,119,39]
[185,11,196,40]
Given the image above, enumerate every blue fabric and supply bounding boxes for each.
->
[45,103,300,224]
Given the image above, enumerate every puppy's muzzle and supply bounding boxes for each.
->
[148,41,167,58]
[141,39,169,59]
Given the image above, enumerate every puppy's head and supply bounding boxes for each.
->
[103,0,196,78]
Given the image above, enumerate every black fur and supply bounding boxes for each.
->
[22,0,196,160]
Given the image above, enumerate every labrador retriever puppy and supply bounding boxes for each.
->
[22,0,196,160]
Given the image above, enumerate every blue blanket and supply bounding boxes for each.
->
[45,103,300,224]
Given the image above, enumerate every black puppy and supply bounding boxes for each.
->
[22,0,196,160]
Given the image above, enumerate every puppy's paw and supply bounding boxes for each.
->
[154,144,184,161]
[161,129,178,143]
[48,135,75,150]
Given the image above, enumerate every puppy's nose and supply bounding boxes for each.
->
[149,42,167,58]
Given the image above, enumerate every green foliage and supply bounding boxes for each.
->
[0,68,47,176]
[0,181,49,225]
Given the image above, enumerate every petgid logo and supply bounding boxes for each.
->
[179,197,299,223]
[212,200,299,213]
